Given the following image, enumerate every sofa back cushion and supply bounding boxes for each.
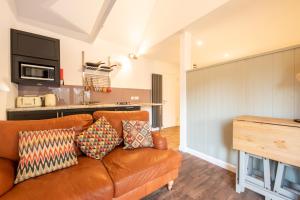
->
[0,114,93,161]
[93,111,149,138]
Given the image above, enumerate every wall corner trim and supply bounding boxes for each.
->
[184,147,236,173]
[179,145,187,152]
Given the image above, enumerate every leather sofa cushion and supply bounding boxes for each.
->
[152,132,168,150]
[0,114,93,161]
[93,111,149,138]
[102,147,182,197]
[0,158,15,197]
[0,157,114,200]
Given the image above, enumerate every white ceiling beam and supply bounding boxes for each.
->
[88,0,117,42]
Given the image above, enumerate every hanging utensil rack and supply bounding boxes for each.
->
[81,51,117,92]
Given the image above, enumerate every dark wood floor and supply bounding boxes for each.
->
[143,153,264,200]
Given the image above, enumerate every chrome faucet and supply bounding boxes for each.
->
[80,90,90,105]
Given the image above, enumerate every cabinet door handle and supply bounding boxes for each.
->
[56,112,59,118]
[61,112,64,117]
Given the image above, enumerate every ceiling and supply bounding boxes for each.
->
[9,0,299,68]
[146,34,180,65]
[8,0,229,53]
[9,0,116,42]
[98,0,157,50]
[148,0,300,67]
[134,0,230,53]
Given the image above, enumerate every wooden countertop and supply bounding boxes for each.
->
[233,115,300,167]
[235,115,300,128]
[7,103,162,112]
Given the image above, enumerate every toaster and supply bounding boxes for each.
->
[16,96,43,108]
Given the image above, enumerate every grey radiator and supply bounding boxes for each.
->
[151,74,162,128]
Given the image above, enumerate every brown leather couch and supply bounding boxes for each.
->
[0,111,182,200]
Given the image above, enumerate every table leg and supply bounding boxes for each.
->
[263,158,271,200]
[236,151,246,193]
[274,162,284,193]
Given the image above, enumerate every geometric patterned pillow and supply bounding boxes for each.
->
[14,128,78,184]
[76,116,122,160]
[122,120,153,149]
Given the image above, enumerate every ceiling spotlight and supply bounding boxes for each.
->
[223,53,230,58]
[128,53,139,60]
[196,40,203,46]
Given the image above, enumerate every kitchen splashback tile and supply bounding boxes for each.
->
[18,85,151,106]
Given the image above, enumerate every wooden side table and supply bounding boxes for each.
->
[233,116,300,200]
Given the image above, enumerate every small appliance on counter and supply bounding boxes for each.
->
[116,101,131,105]
[16,96,42,108]
[44,93,58,107]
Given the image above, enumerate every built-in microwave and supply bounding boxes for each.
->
[20,63,55,81]
[11,29,60,86]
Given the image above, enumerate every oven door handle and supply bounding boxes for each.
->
[20,63,54,70]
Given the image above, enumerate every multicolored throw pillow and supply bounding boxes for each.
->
[76,116,122,159]
[122,120,153,149]
[15,128,78,184]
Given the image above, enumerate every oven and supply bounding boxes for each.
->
[20,63,55,81]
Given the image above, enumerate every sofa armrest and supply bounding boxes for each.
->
[0,158,15,196]
[151,132,168,150]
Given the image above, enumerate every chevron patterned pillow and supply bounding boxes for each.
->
[76,116,122,160]
[15,128,78,184]
[122,120,153,149]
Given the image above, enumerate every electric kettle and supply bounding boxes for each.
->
[44,94,57,107]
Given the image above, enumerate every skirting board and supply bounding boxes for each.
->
[184,147,236,173]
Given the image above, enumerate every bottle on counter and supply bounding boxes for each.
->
[60,68,64,85]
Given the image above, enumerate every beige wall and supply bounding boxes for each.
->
[187,47,300,166]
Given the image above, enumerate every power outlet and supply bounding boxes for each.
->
[130,96,139,101]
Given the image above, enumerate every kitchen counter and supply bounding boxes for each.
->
[7,103,162,112]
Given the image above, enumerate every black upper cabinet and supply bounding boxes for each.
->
[11,29,60,86]
[11,29,60,60]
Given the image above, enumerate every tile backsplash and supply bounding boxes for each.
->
[18,85,151,106]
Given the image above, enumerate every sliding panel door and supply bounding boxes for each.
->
[272,50,295,118]
[244,54,273,116]
[294,48,300,118]
[187,68,207,153]
[187,48,296,166]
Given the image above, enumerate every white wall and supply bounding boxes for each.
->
[0,1,18,120]
[0,1,179,126]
